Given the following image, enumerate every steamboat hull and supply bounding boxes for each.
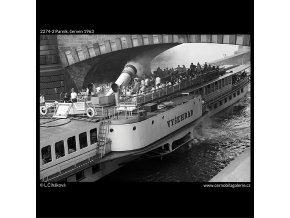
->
[40,65,250,182]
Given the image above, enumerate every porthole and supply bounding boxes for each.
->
[162,116,164,119]
[152,120,154,125]
[133,126,136,131]
[110,128,114,132]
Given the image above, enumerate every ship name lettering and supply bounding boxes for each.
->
[167,109,194,127]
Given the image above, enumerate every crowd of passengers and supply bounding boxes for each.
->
[40,62,221,104]
[117,62,220,96]
[232,71,248,85]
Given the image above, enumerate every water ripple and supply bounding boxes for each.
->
[101,91,251,182]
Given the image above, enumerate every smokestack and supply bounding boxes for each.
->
[106,64,137,96]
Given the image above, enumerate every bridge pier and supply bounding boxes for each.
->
[40,35,65,100]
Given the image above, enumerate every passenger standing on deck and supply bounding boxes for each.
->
[182,65,186,73]
[208,64,212,71]
[197,62,201,74]
[70,88,77,102]
[63,93,70,102]
[86,87,90,96]
[190,63,196,72]
[204,62,208,72]
[145,77,149,87]
[40,94,45,105]
[155,76,161,87]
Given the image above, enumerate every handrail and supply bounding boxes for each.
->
[205,78,250,106]
[120,78,194,106]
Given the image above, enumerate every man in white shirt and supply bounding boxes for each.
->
[155,76,161,87]
[145,78,149,86]
[70,88,77,102]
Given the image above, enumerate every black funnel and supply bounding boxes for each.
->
[111,83,119,92]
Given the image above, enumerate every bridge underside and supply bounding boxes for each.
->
[64,43,179,92]
[210,51,250,66]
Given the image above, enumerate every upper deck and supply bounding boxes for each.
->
[40,118,99,145]
[40,64,250,146]
[40,92,196,145]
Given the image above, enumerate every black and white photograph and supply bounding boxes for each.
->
[39,34,251,183]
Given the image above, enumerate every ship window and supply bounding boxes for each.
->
[208,106,212,110]
[241,88,244,93]
[237,90,240,95]
[76,170,85,181]
[41,145,52,165]
[211,83,214,92]
[152,120,154,125]
[92,164,100,174]
[133,126,136,131]
[218,80,221,89]
[224,97,227,103]
[214,103,217,109]
[55,140,65,159]
[67,136,76,154]
[225,77,228,85]
[219,100,222,106]
[233,93,236,97]
[229,95,232,100]
[222,79,225,87]
[79,132,88,149]
[90,128,98,144]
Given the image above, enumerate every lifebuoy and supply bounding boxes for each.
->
[40,106,48,116]
[86,107,95,117]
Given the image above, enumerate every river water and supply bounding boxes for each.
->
[100,87,251,182]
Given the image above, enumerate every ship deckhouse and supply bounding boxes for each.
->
[40,63,250,182]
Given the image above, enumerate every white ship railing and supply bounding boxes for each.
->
[119,78,201,106]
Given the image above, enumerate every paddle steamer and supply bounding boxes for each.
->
[40,63,250,182]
